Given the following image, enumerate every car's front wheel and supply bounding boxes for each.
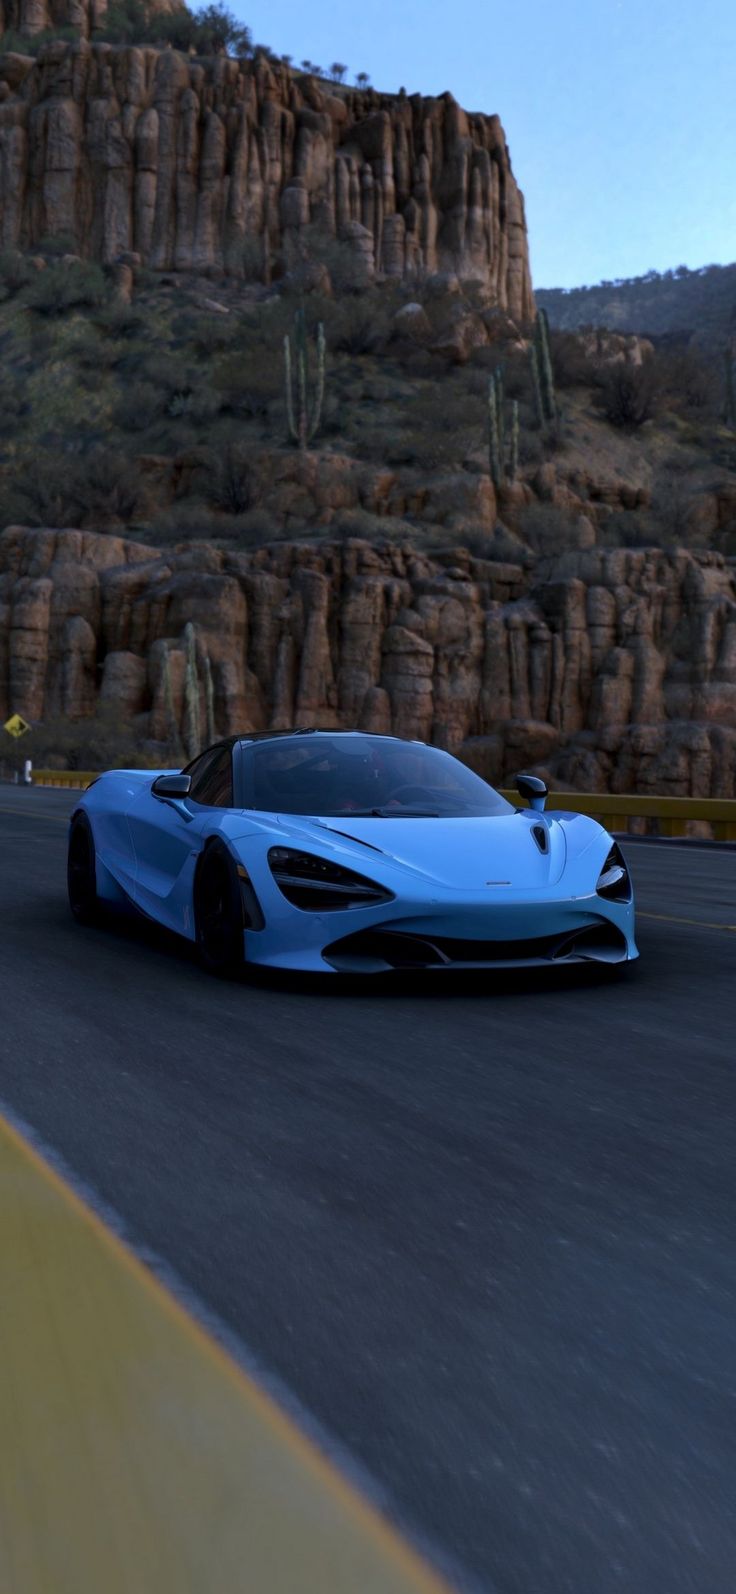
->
[194,842,246,978]
[67,812,100,925]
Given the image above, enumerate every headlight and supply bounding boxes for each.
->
[268,848,393,911]
[596,842,631,902]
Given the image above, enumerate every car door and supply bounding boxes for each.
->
[128,747,234,934]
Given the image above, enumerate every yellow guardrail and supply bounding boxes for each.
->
[499,791,736,843]
[31,770,101,789]
[28,771,736,840]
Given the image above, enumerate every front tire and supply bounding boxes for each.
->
[67,812,100,925]
[194,842,246,979]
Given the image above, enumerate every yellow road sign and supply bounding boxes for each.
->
[3,713,31,738]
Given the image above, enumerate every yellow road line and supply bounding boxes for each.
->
[0,1112,451,1594]
[638,911,736,932]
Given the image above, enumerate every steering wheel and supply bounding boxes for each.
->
[381,784,440,806]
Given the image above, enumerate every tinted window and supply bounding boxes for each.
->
[189,748,233,807]
[182,746,220,792]
[240,735,513,818]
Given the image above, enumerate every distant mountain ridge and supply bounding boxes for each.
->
[536,263,736,346]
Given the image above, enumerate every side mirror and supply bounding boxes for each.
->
[152,773,192,799]
[515,773,548,813]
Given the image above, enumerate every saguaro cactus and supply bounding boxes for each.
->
[488,371,502,487]
[529,308,556,427]
[183,621,201,761]
[509,399,519,482]
[161,647,181,759]
[203,653,216,747]
[284,307,326,450]
[488,373,520,486]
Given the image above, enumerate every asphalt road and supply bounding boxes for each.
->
[1,784,735,1593]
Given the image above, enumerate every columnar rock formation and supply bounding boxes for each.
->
[0,0,183,41]
[2,527,735,796]
[0,43,534,311]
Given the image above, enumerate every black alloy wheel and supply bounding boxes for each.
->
[67,813,100,925]
[194,842,246,978]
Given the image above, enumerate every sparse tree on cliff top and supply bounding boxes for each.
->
[329,62,347,82]
[355,71,371,88]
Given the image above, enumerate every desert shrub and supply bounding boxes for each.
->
[113,381,165,432]
[93,303,147,341]
[145,499,275,544]
[0,25,77,53]
[62,322,129,379]
[196,442,253,513]
[517,426,545,467]
[187,313,234,358]
[213,343,282,419]
[595,357,662,429]
[548,329,597,388]
[596,509,664,550]
[325,292,393,356]
[660,345,721,415]
[0,378,29,435]
[35,232,78,258]
[101,0,252,53]
[386,386,482,470]
[22,706,155,772]
[0,448,148,529]
[166,383,222,425]
[0,251,36,298]
[24,261,107,317]
[518,502,582,552]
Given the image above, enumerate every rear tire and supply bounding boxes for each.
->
[67,812,100,925]
[194,842,246,979]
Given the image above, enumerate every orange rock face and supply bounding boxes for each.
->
[2,527,735,797]
[0,46,534,314]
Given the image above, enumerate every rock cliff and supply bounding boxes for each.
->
[0,43,533,311]
[0,0,183,40]
[2,527,735,796]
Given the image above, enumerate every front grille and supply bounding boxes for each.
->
[323,922,629,971]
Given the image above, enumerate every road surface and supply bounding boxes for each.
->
[1,784,734,1593]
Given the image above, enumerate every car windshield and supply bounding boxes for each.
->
[240,735,514,818]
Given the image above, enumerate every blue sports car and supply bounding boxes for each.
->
[67,730,638,976]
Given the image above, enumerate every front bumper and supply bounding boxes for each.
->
[243,881,638,974]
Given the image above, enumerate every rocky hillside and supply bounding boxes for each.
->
[3,525,735,799]
[537,264,736,349]
[0,24,734,798]
[0,41,533,309]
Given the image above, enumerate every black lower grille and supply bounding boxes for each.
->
[323,923,629,971]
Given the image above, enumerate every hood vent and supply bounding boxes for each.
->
[531,823,549,855]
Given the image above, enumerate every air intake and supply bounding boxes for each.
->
[531,824,549,855]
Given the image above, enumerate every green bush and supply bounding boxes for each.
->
[24,262,107,317]
[595,357,662,430]
[35,232,78,259]
[196,442,253,513]
[0,25,77,54]
[93,303,147,341]
[113,381,165,433]
[0,377,29,435]
[0,251,37,299]
[99,0,252,53]
[0,448,149,530]
[213,344,282,419]
[22,706,156,772]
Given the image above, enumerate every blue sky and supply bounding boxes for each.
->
[240,0,735,289]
